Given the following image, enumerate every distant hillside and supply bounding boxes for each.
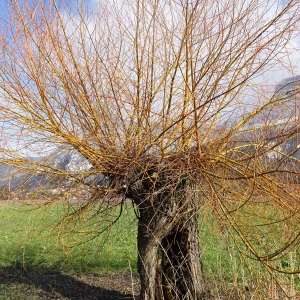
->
[0,147,107,199]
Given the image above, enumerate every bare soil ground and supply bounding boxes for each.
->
[0,267,140,299]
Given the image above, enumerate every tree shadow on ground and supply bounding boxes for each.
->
[0,266,140,299]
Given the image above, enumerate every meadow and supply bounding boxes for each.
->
[0,202,299,299]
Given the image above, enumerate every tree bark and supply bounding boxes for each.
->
[123,163,207,299]
[136,195,206,300]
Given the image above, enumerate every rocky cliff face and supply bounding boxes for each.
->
[0,147,102,196]
[48,147,93,173]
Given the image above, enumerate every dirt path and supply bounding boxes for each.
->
[0,267,140,299]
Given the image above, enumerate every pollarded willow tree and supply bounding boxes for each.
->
[0,0,300,299]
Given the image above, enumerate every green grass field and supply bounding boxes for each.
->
[0,202,299,299]
[0,204,138,274]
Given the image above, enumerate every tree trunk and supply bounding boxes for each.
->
[136,196,207,300]
[124,163,207,299]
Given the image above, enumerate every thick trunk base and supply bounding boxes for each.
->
[137,201,207,300]
[124,162,208,299]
